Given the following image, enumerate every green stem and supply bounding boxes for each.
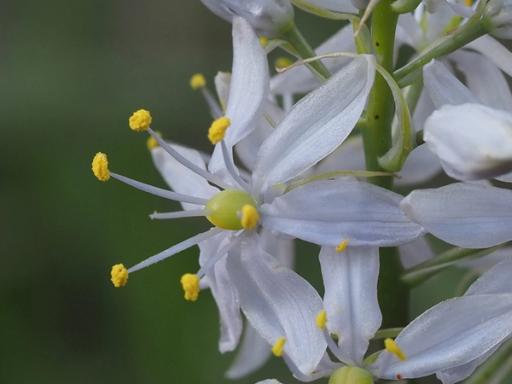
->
[280,24,330,80]
[373,327,403,339]
[402,245,503,286]
[362,2,407,329]
[394,14,487,86]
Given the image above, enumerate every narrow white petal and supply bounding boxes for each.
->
[373,294,512,379]
[465,256,512,295]
[398,236,434,269]
[412,89,435,132]
[315,136,366,174]
[253,55,376,190]
[401,183,512,248]
[261,179,423,247]
[467,35,512,78]
[396,144,441,186]
[151,144,218,210]
[226,235,326,375]
[461,247,512,272]
[225,324,271,379]
[319,246,381,364]
[424,104,512,180]
[423,61,477,108]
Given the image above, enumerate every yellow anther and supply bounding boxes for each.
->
[129,109,152,132]
[180,273,200,302]
[464,0,473,6]
[275,57,294,70]
[208,116,231,144]
[92,152,110,182]
[385,338,407,361]
[272,337,286,357]
[336,240,349,253]
[240,204,260,230]
[111,264,128,288]
[190,73,206,90]
[316,310,327,330]
[259,36,269,47]
[146,131,162,151]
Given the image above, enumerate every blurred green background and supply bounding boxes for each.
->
[0,1,477,383]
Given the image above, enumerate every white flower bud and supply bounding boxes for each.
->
[201,0,294,36]
[485,0,512,38]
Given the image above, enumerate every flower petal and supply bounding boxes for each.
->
[319,246,381,365]
[398,236,434,269]
[401,183,512,248]
[261,179,424,247]
[396,144,441,186]
[226,235,326,375]
[466,35,512,78]
[373,294,512,380]
[465,256,512,295]
[292,0,358,13]
[151,143,218,210]
[315,136,366,174]
[253,55,376,190]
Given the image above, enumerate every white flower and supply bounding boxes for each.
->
[422,61,512,180]
[200,0,294,36]
[485,0,512,38]
[94,16,424,376]
[258,255,512,383]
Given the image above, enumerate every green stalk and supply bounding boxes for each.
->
[394,14,488,86]
[360,1,407,329]
[280,24,330,80]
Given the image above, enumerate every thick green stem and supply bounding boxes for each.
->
[362,3,408,328]
[280,24,330,80]
[394,14,487,86]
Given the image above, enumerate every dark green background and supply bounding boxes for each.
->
[0,1,477,383]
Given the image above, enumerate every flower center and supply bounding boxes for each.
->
[206,189,259,230]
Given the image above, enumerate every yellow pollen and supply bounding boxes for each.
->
[92,152,110,182]
[272,337,286,357]
[240,205,260,230]
[259,36,269,47]
[316,310,327,330]
[385,338,407,361]
[190,73,206,90]
[208,116,231,144]
[180,273,200,302]
[275,57,294,70]
[336,240,349,253]
[111,264,128,288]
[129,109,152,132]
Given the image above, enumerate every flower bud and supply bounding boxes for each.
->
[200,0,294,36]
[329,367,374,384]
[485,0,512,38]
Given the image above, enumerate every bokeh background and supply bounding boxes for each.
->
[0,1,481,383]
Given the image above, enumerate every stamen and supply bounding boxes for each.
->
[111,264,128,287]
[189,73,206,90]
[336,240,349,253]
[316,310,327,330]
[92,152,110,181]
[127,228,223,273]
[221,140,250,191]
[180,273,200,301]
[129,109,152,132]
[150,209,208,220]
[110,172,208,205]
[147,127,229,189]
[385,338,407,361]
[240,205,259,230]
[272,337,286,357]
[208,116,231,144]
[275,57,294,70]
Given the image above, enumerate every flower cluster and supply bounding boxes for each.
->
[93,1,512,383]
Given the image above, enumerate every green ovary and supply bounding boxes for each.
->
[206,189,257,230]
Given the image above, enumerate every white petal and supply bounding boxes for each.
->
[225,324,271,379]
[423,61,477,108]
[424,103,512,180]
[451,50,512,111]
[373,294,512,379]
[256,380,284,384]
[260,228,295,268]
[261,179,424,247]
[466,35,512,78]
[270,25,356,95]
[226,235,326,375]
[412,89,435,132]
[401,183,512,248]
[253,55,376,190]
[396,13,422,48]
[151,144,218,210]
[465,256,512,295]
[398,236,434,269]
[396,144,441,186]
[315,136,366,174]
[461,247,512,272]
[319,246,381,365]
[214,71,231,111]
